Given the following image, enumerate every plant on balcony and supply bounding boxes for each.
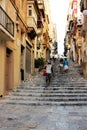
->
[34,57,45,71]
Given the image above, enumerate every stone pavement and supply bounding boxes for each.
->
[1,104,87,130]
[0,60,87,130]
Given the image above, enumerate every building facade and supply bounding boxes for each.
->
[80,0,87,77]
[0,0,55,96]
[0,0,27,96]
[65,0,83,61]
[64,0,87,77]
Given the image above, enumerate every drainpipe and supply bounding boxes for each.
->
[82,10,87,77]
[82,31,87,78]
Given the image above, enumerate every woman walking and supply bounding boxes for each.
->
[63,58,69,72]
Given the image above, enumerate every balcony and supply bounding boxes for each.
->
[38,0,44,4]
[38,0,44,9]
[84,0,87,10]
[37,16,43,34]
[38,0,45,19]
[36,40,41,50]
[80,0,84,12]
[0,6,14,40]
[68,20,77,36]
[27,17,37,32]
[37,20,43,28]
[27,27,37,40]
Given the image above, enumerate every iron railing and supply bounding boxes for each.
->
[0,6,14,36]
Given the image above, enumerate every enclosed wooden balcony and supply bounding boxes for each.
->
[0,6,14,40]
[80,0,84,12]
[84,0,87,9]
[80,0,87,12]
[38,0,44,9]
[37,14,43,35]
[37,0,45,19]
[37,20,43,28]
[27,17,37,31]
[36,40,41,50]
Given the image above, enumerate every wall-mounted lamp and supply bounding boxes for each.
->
[43,46,46,49]
[16,21,19,32]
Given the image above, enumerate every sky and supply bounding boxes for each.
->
[49,0,70,55]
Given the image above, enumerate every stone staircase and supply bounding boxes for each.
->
[1,60,87,106]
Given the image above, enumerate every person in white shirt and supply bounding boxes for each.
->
[46,62,52,74]
[46,61,52,84]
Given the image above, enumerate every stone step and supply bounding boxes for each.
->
[16,86,87,90]
[56,80,81,84]
[52,80,85,82]
[9,92,87,97]
[1,61,87,106]
[5,95,87,101]
[18,83,87,87]
[1,99,87,106]
[13,89,87,93]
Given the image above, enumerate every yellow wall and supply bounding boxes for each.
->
[0,41,6,95]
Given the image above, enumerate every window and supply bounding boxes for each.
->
[29,10,32,16]
[28,6,32,16]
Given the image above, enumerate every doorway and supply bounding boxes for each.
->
[21,45,25,81]
[5,48,13,91]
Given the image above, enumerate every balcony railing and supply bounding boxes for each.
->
[37,40,41,50]
[27,17,37,30]
[37,20,43,28]
[0,6,14,36]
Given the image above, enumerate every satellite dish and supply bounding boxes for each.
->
[83,10,87,16]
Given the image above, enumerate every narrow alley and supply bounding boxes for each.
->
[1,60,87,130]
[1,59,87,106]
